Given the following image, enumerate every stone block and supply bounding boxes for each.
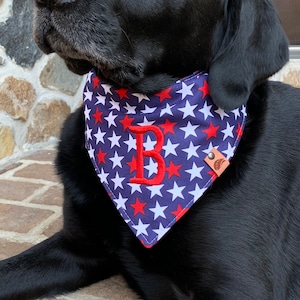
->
[14,163,60,183]
[0,179,43,201]
[0,240,33,260]
[0,0,42,68]
[0,203,53,233]
[283,70,300,88]
[0,76,36,120]
[24,149,57,162]
[31,186,63,206]
[40,55,83,96]
[26,100,70,143]
[43,215,63,237]
[0,125,15,159]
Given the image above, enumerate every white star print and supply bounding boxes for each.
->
[221,122,234,141]
[108,131,121,148]
[144,136,156,150]
[104,111,117,127]
[241,105,247,117]
[95,93,106,105]
[232,108,241,120]
[178,100,197,119]
[223,143,236,159]
[98,168,109,184]
[180,121,199,138]
[153,223,169,240]
[145,158,158,177]
[84,105,91,121]
[102,83,113,95]
[162,139,179,157]
[182,141,200,159]
[87,144,95,159]
[185,163,204,181]
[132,219,150,236]
[129,183,142,194]
[124,103,137,114]
[124,134,136,152]
[85,125,93,141]
[214,107,229,120]
[137,116,155,126]
[199,101,213,120]
[94,127,106,144]
[132,93,150,102]
[176,82,194,100]
[160,103,175,117]
[142,105,156,114]
[189,184,206,202]
[149,202,168,220]
[109,99,121,111]
[202,142,218,155]
[86,71,93,83]
[167,182,185,201]
[109,151,124,168]
[111,172,125,189]
[146,184,164,198]
[113,193,127,209]
[84,87,93,101]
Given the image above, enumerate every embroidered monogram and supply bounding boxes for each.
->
[84,69,247,248]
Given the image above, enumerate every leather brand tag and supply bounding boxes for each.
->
[204,148,230,177]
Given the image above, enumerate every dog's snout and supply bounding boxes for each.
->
[36,0,75,8]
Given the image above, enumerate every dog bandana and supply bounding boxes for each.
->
[84,69,247,248]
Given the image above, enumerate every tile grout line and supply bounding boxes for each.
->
[0,198,63,213]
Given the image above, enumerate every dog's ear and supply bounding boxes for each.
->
[209,0,289,111]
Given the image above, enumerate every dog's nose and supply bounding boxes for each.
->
[36,0,75,8]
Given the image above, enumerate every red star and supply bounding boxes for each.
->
[119,115,134,131]
[96,149,107,164]
[207,170,218,182]
[159,119,177,134]
[236,122,243,139]
[92,108,103,124]
[115,88,129,100]
[198,79,210,99]
[171,204,188,222]
[202,122,220,140]
[166,161,182,179]
[130,198,146,216]
[155,87,172,102]
[126,156,137,173]
[92,76,100,88]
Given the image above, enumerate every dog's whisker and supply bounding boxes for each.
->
[120,27,134,51]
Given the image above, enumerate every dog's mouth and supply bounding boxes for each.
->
[36,31,147,89]
[33,4,178,94]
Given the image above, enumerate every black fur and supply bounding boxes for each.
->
[1,0,300,299]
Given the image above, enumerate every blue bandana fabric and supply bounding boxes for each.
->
[84,69,247,248]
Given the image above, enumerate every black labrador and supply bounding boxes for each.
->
[1,0,300,299]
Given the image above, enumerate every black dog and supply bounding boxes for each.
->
[1,0,300,299]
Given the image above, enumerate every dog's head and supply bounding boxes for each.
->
[34,0,289,110]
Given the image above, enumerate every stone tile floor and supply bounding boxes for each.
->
[0,144,139,300]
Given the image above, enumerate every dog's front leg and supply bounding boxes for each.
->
[0,231,119,300]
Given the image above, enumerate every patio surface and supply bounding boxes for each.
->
[0,144,139,300]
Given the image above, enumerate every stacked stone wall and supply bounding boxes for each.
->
[0,0,84,160]
[0,0,300,162]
